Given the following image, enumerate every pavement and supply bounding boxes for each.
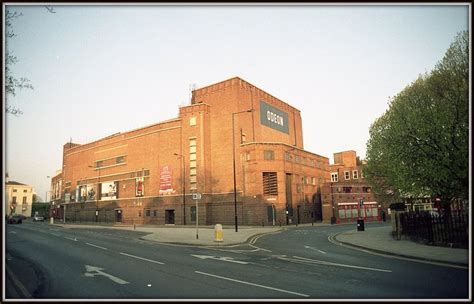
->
[53,221,469,266]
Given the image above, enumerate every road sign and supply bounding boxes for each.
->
[192,193,202,200]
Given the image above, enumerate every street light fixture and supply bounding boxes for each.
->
[88,165,100,223]
[232,109,254,232]
[46,176,51,203]
[174,153,186,225]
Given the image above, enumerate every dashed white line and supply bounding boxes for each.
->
[195,271,309,297]
[64,237,77,242]
[86,243,108,250]
[119,252,164,265]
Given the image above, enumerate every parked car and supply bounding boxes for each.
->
[33,215,45,222]
[7,215,23,224]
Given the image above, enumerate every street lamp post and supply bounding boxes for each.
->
[88,165,100,223]
[232,109,254,232]
[46,176,51,203]
[174,153,186,225]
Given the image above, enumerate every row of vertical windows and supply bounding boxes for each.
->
[284,152,327,169]
[333,170,362,182]
[189,138,197,191]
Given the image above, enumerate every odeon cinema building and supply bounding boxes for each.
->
[51,77,332,226]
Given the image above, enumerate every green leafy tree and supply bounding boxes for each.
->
[364,31,469,210]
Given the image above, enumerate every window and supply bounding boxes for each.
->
[242,152,250,161]
[116,156,125,164]
[95,160,103,168]
[191,206,197,221]
[311,177,316,185]
[145,209,151,217]
[264,150,274,160]
[295,156,300,163]
[12,196,17,203]
[262,172,278,196]
[23,189,28,193]
[360,171,364,179]
[296,184,301,193]
[344,171,350,180]
[153,210,157,217]
[189,116,197,126]
[138,211,142,217]
[22,197,27,203]
[330,172,338,182]
[343,187,352,193]
[241,133,246,144]
[13,189,17,192]
[353,170,359,179]
[285,153,292,161]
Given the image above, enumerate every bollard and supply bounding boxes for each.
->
[279,220,282,227]
[262,221,264,227]
[214,224,224,242]
[50,217,54,225]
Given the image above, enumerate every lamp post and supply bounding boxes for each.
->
[232,109,254,232]
[46,176,51,203]
[88,165,100,223]
[174,153,186,225]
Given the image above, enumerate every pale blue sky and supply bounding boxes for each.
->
[4,4,470,200]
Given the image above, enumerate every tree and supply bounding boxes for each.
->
[364,31,469,210]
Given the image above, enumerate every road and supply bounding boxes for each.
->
[5,221,469,300]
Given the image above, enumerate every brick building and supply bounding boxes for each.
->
[321,151,380,223]
[52,77,331,226]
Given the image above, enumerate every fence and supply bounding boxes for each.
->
[399,211,468,249]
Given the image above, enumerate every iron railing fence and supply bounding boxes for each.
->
[399,210,468,249]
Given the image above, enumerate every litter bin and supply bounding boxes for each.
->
[357,219,365,231]
[330,217,336,225]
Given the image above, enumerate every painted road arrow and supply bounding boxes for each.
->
[84,265,129,284]
[191,254,249,264]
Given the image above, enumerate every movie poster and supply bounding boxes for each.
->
[101,181,118,200]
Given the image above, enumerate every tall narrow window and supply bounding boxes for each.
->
[189,138,197,190]
[344,171,350,180]
[353,170,359,179]
[330,172,338,182]
[262,172,278,196]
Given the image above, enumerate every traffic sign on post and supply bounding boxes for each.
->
[192,193,202,200]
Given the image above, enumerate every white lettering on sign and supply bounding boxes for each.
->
[266,111,284,126]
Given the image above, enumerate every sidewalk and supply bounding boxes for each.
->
[333,225,469,266]
[55,223,285,246]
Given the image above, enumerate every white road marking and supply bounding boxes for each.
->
[195,271,309,297]
[120,252,164,265]
[64,237,77,242]
[290,256,392,273]
[8,231,17,234]
[304,245,326,254]
[86,243,108,250]
[84,265,129,285]
[249,243,272,252]
[51,233,61,237]
[191,254,249,265]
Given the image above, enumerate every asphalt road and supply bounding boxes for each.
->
[5,221,469,300]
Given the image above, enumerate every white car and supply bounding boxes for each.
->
[33,215,45,222]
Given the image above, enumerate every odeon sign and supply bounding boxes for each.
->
[259,100,289,134]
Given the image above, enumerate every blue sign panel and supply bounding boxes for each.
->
[260,100,289,134]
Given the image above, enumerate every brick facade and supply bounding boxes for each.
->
[321,151,380,223]
[53,77,331,226]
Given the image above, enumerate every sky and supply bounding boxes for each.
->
[3,4,470,201]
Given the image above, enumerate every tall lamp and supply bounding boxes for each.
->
[174,153,186,225]
[232,109,254,232]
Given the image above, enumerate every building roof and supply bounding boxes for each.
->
[6,181,30,186]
